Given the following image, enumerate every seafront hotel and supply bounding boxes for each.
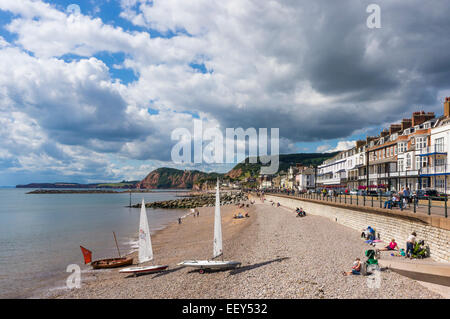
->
[315,98,450,194]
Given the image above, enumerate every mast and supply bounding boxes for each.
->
[113,231,121,258]
[213,178,223,259]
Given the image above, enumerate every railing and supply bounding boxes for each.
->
[417,144,447,155]
[420,165,449,175]
[262,189,448,218]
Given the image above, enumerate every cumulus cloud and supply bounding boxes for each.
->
[316,141,357,153]
[1,0,450,183]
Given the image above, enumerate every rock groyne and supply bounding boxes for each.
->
[133,192,248,209]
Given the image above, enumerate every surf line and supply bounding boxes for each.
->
[182,303,217,317]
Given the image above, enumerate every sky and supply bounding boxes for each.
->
[1,0,450,185]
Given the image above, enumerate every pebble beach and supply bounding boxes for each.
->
[54,199,443,299]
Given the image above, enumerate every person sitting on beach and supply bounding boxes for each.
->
[361,226,371,239]
[377,239,399,252]
[363,226,375,240]
[343,258,361,276]
[297,208,306,217]
[406,232,416,258]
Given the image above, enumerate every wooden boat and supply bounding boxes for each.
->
[178,179,241,273]
[91,257,133,269]
[119,199,168,277]
[80,232,133,270]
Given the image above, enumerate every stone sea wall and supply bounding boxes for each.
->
[265,194,450,263]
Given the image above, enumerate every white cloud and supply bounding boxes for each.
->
[316,141,357,153]
[1,0,450,184]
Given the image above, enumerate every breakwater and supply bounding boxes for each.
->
[133,191,248,209]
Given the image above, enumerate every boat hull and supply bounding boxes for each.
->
[178,260,241,270]
[119,265,168,275]
[91,257,133,269]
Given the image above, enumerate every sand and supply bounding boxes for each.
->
[54,199,443,299]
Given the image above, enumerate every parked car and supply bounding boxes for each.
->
[366,190,379,197]
[349,190,358,195]
[416,189,447,201]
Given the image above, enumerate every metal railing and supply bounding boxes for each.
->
[420,165,449,175]
[417,144,447,155]
[262,189,448,218]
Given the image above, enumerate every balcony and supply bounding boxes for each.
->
[420,165,450,176]
[418,144,447,156]
[390,170,419,177]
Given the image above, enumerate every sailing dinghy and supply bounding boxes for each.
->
[119,199,168,276]
[80,232,133,269]
[178,179,241,274]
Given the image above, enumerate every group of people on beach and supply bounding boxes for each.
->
[376,232,419,258]
[344,229,420,276]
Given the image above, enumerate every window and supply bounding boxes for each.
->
[435,137,444,152]
[416,136,427,150]
[436,158,445,167]
[398,160,404,172]
[406,154,411,168]
[398,143,405,153]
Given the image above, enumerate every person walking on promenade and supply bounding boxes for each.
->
[412,191,418,207]
[406,232,417,258]
[402,187,410,207]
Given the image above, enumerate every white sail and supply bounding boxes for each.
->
[138,199,153,264]
[213,179,223,259]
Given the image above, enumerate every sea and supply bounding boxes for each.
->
[0,188,189,298]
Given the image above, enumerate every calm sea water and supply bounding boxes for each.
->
[0,188,189,298]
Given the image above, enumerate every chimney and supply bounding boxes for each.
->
[445,97,450,117]
[380,129,389,138]
[356,140,366,148]
[412,111,435,126]
[401,119,412,131]
[389,124,402,135]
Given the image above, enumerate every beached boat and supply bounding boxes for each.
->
[91,257,133,269]
[119,199,168,276]
[80,232,133,269]
[178,179,241,274]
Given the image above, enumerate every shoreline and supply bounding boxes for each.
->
[25,189,190,194]
[31,209,193,299]
[53,200,444,299]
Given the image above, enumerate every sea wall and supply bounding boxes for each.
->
[264,194,450,263]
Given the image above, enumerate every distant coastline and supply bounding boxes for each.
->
[16,181,139,189]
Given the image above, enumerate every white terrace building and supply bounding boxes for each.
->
[418,99,450,193]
